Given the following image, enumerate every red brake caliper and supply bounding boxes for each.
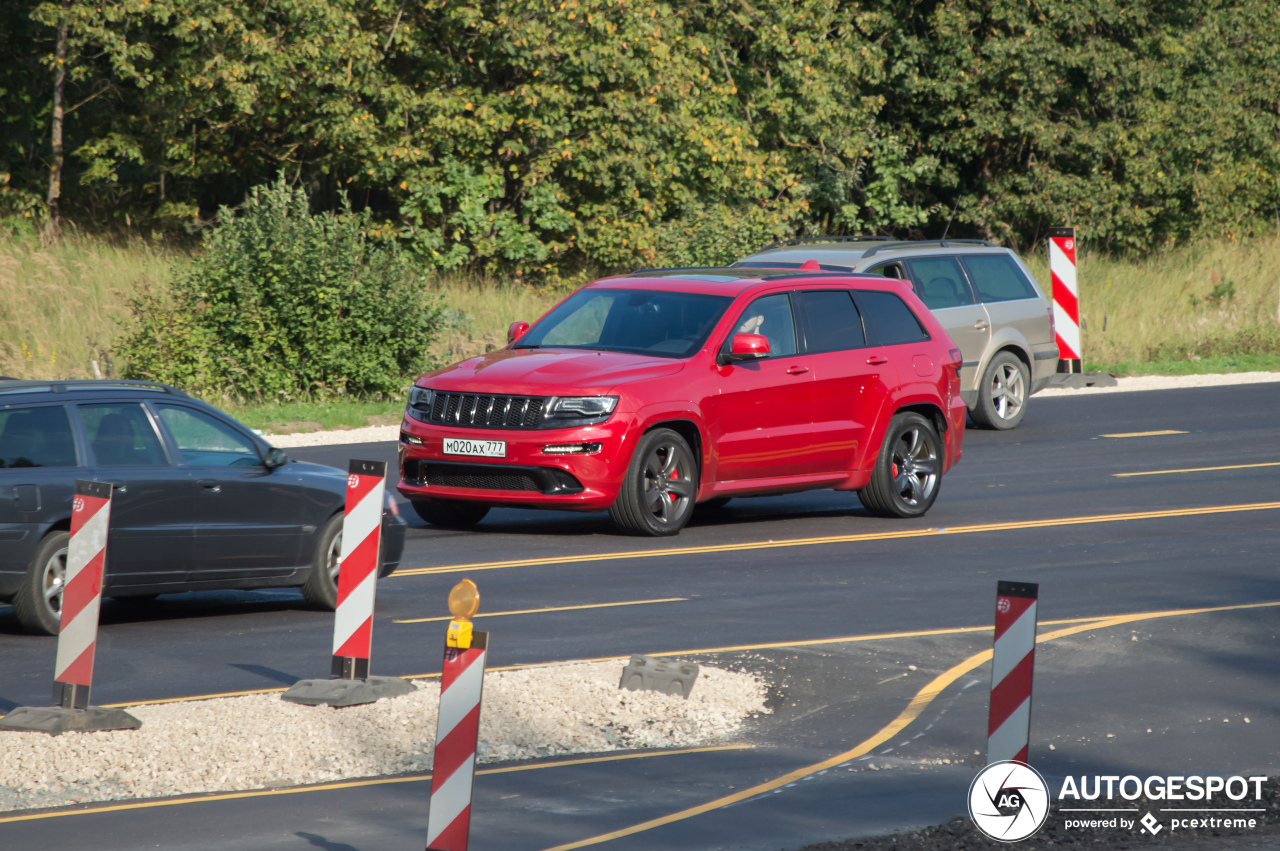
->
[669,468,679,500]
[892,463,899,478]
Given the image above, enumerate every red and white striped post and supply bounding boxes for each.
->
[332,459,387,680]
[987,581,1038,765]
[427,582,488,851]
[52,480,113,710]
[0,479,140,734]
[282,459,412,707]
[1049,227,1081,374]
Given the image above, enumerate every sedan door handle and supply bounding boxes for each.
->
[974,319,989,329]
[108,481,128,494]
[866,355,889,365]
[198,479,222,495]
[786,365,810,375]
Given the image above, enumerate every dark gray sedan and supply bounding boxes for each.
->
[0,379,406,634]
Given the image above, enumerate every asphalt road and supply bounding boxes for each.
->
[2,383,1278,850]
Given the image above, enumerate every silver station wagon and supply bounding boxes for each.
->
[735,238,1058,429]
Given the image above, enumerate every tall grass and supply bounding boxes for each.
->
[0,229,181,379]
[4,228,1279,386]
[1023,235,1280,370]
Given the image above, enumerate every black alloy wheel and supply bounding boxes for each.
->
[610,428,698,536]
[858,412,943,518]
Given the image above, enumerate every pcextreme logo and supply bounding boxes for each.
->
[968,761,1051,842]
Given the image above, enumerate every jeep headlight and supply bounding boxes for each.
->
[406,386,435,422]
[545,396,618,420]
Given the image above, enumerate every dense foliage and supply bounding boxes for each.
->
[3,0,1279,269]
[118,180,441,400]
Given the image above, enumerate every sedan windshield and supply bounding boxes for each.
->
[515,289,733,358]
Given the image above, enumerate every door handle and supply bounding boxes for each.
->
[974,319,989,329]
[866,355,889,365]
[108,481,128,494]
[198,479,222,495]
[786,365,810,375]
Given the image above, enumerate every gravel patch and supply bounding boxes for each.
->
[268,424,399,447]
[1036,370,1280,398]
[0,662,767,813]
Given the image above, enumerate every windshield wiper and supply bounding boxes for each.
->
[512,343,544,349]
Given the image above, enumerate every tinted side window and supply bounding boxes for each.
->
[798,290,866,353]
[725,293,798,356]
[0,405,78,468]
[856,291,930,346]
[78,403,167,467]
[961,255,1039,302]
[156,405,261,467]
[903,256,975,310]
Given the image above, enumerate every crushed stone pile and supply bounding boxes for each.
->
[0,661,767,813]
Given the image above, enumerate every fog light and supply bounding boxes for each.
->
[401,430,423,445]
[542,442,602,455]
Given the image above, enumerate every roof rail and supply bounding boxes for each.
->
[756,235,894,252]
[0,378,189,397]
[861,238,994,259]
[626,266,736,275]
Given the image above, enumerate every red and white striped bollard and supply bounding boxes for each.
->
[1049,227,1082,374]
[987,581,1038,764]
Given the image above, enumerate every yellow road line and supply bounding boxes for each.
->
[393,597,688,624]
[539,599,1280,851]
[1114,461,1280,478]
[0,744,753,825]
[393,500,1280,577]
[100,616,1110,708]
[1101,429,1188,438]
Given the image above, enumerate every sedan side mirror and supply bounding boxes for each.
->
[264,447,288,469]
[508,321,531,344]
[721,333,771,364]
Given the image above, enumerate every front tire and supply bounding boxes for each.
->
[301,514,343,609]
[971,351,1030,430]
[609,428,698,536]
[14,531,68,635]
[858,413,943,518]
[410,499,490,529]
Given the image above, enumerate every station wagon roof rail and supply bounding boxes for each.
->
[860,238,994,259]
[0,379,190,397]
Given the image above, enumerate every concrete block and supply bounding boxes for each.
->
[0,705,142,736]
[619,655,698,699]
[281,675,415,707]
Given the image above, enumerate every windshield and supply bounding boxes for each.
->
[515,289,733,358]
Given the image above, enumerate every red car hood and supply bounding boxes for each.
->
[420,348,686,396]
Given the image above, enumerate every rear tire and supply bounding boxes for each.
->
[609,428,698,536]
[301,514,343,609]
[858,413,943,518]
[971,351,1029,430]
[410,499,490,529]
[14,531,68,635]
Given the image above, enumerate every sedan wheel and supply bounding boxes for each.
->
[301,514,344,609]
[859,412,943,518]
[610,428,697,536]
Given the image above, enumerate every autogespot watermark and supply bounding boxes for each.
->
[970,767,1269,841]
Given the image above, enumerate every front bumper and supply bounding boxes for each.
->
[379,512,407,577]
[396,415,637,511]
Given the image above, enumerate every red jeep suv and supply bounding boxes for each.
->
[398,268,966,536]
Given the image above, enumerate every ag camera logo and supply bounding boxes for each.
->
[969,761,1050,842]
[348,474,359,489]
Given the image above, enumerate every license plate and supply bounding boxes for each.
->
[443,438,506,458]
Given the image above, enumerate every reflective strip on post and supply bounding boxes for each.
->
[988,581,1038,765]
[53,480,113,709]
[426,632,488,851]
[331,459,386,679]
[1049,227,1081,372]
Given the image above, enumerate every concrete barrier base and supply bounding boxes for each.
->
[281,675,415,707]
[0,705,142,736]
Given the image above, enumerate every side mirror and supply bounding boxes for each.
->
[721,333,771,364]
[264,447,288,469]
[508,321,531,344]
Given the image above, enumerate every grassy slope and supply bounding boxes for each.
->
[4,228,1279,432]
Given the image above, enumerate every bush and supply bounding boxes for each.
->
[120,179,440,402]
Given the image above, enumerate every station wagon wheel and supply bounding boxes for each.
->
[301,514,344,609]
[972,351,1030,430]
[859,412,943,519]
[610,428,698,536]
[14,531,69,635]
